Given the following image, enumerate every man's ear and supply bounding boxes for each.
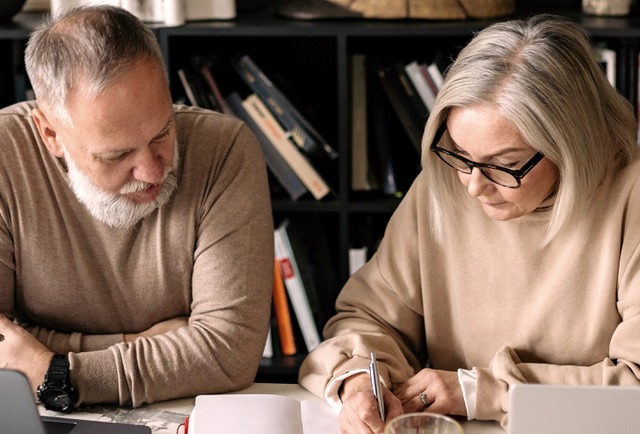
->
[32,107,65,158]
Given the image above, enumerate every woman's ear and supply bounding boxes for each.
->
[32,107,65,157]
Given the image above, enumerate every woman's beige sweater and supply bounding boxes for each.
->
[300,153,640,425]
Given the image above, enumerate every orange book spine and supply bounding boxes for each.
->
[273,259,297,355]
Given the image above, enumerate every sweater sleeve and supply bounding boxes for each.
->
[68,124,274,407]
[473,177,640,426]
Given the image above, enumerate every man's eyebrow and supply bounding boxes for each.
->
[152,115,175,139]
[92,115,175,159]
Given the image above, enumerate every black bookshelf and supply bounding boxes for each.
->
[2,7,640,382]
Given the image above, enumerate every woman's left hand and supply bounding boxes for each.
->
[393,368,468,417]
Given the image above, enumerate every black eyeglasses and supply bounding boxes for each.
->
[429,122,544,188]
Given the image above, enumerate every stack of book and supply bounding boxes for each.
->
[176,54,339,202]
[263,217,338,359]
[351,54,445,198]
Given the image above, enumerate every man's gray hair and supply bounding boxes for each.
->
[24,5,166,126]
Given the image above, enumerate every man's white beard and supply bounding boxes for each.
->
[64,142,179,228]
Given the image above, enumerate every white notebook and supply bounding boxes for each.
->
[509,384,640,434]
[186,394,338,434]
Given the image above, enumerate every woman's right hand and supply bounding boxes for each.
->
[339,372,404,434]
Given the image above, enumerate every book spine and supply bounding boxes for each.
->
[177,68,202,107]
[405,60,436,111]
[226,92,307,201]
[273,259,298,355]
[351,54,377,192]
[199,61,234,115]
[426,62,444,90]
[262,327,274,358]
[242,94,330,200]
[374,65,423,152]
[274,225,322,352]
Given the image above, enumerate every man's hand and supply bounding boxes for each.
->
[338,372,403,434]
[393,368,467,417]
[124,316,189,343]
[0,315,54,392]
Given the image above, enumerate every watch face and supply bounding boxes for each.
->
[41,387,72,411]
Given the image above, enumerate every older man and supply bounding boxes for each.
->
[0,5,273,410]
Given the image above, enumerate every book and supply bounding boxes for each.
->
[185,394,338,434]
[594,44,616,87]
[425,61,444,90]
[274,220,322,352]
[367,64,402,197]
[426,51,448,90]
[374,63,424,153]
[351,54,378,192]
[231,55,339,190]
[405,60,437,111]
[283,215,338,332]
[393,62,430,130]
[226,92,307,201]
[186,57,225,112]
[177,68,208,108]
[262,327,274,358]
[194,56,234,115]
[419,62,441,100]
[349,246,368,275]
[273,259,297,356]
[266,309,284,358]
[242,93,331,200]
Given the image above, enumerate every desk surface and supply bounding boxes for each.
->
[40,383,503,433]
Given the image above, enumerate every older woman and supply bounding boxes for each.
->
[299,14,640,433]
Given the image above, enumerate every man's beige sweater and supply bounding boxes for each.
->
[300,152,640,425]
[0,102,274,406]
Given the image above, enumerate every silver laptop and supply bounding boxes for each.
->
[1,369,151,434]
[509,383,640,434]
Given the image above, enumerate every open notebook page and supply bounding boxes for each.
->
[189,394,338,434]
[299,400,339,434]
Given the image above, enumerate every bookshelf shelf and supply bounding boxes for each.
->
[2,7,640,382]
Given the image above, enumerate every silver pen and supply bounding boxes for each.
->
[369,352,386,421]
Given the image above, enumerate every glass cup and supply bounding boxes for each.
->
[384,412,464,434]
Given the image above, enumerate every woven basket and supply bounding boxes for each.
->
[327,0,406,18]
[582,0,631,16]
[325,0,514,19]
[410,0,515,19]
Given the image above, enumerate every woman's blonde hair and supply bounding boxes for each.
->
[423,14,637,245]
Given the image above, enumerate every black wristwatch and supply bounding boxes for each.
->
[36,354,77,412]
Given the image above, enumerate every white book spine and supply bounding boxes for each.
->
[274,226,321,352]
[426,63,444,89]
[242,94,330,200]
[262,328,273,358]
[405,61,436,111]
[349,247,368,276]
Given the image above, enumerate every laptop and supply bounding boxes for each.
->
[1,369,151,434]
[508,383,640,434]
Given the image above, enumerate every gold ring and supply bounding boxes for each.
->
[419,392,428,408]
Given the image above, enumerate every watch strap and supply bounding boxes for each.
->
[45,354,70,384]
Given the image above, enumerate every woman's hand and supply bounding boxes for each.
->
[338,372,403,434]
[393,368,467,417]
